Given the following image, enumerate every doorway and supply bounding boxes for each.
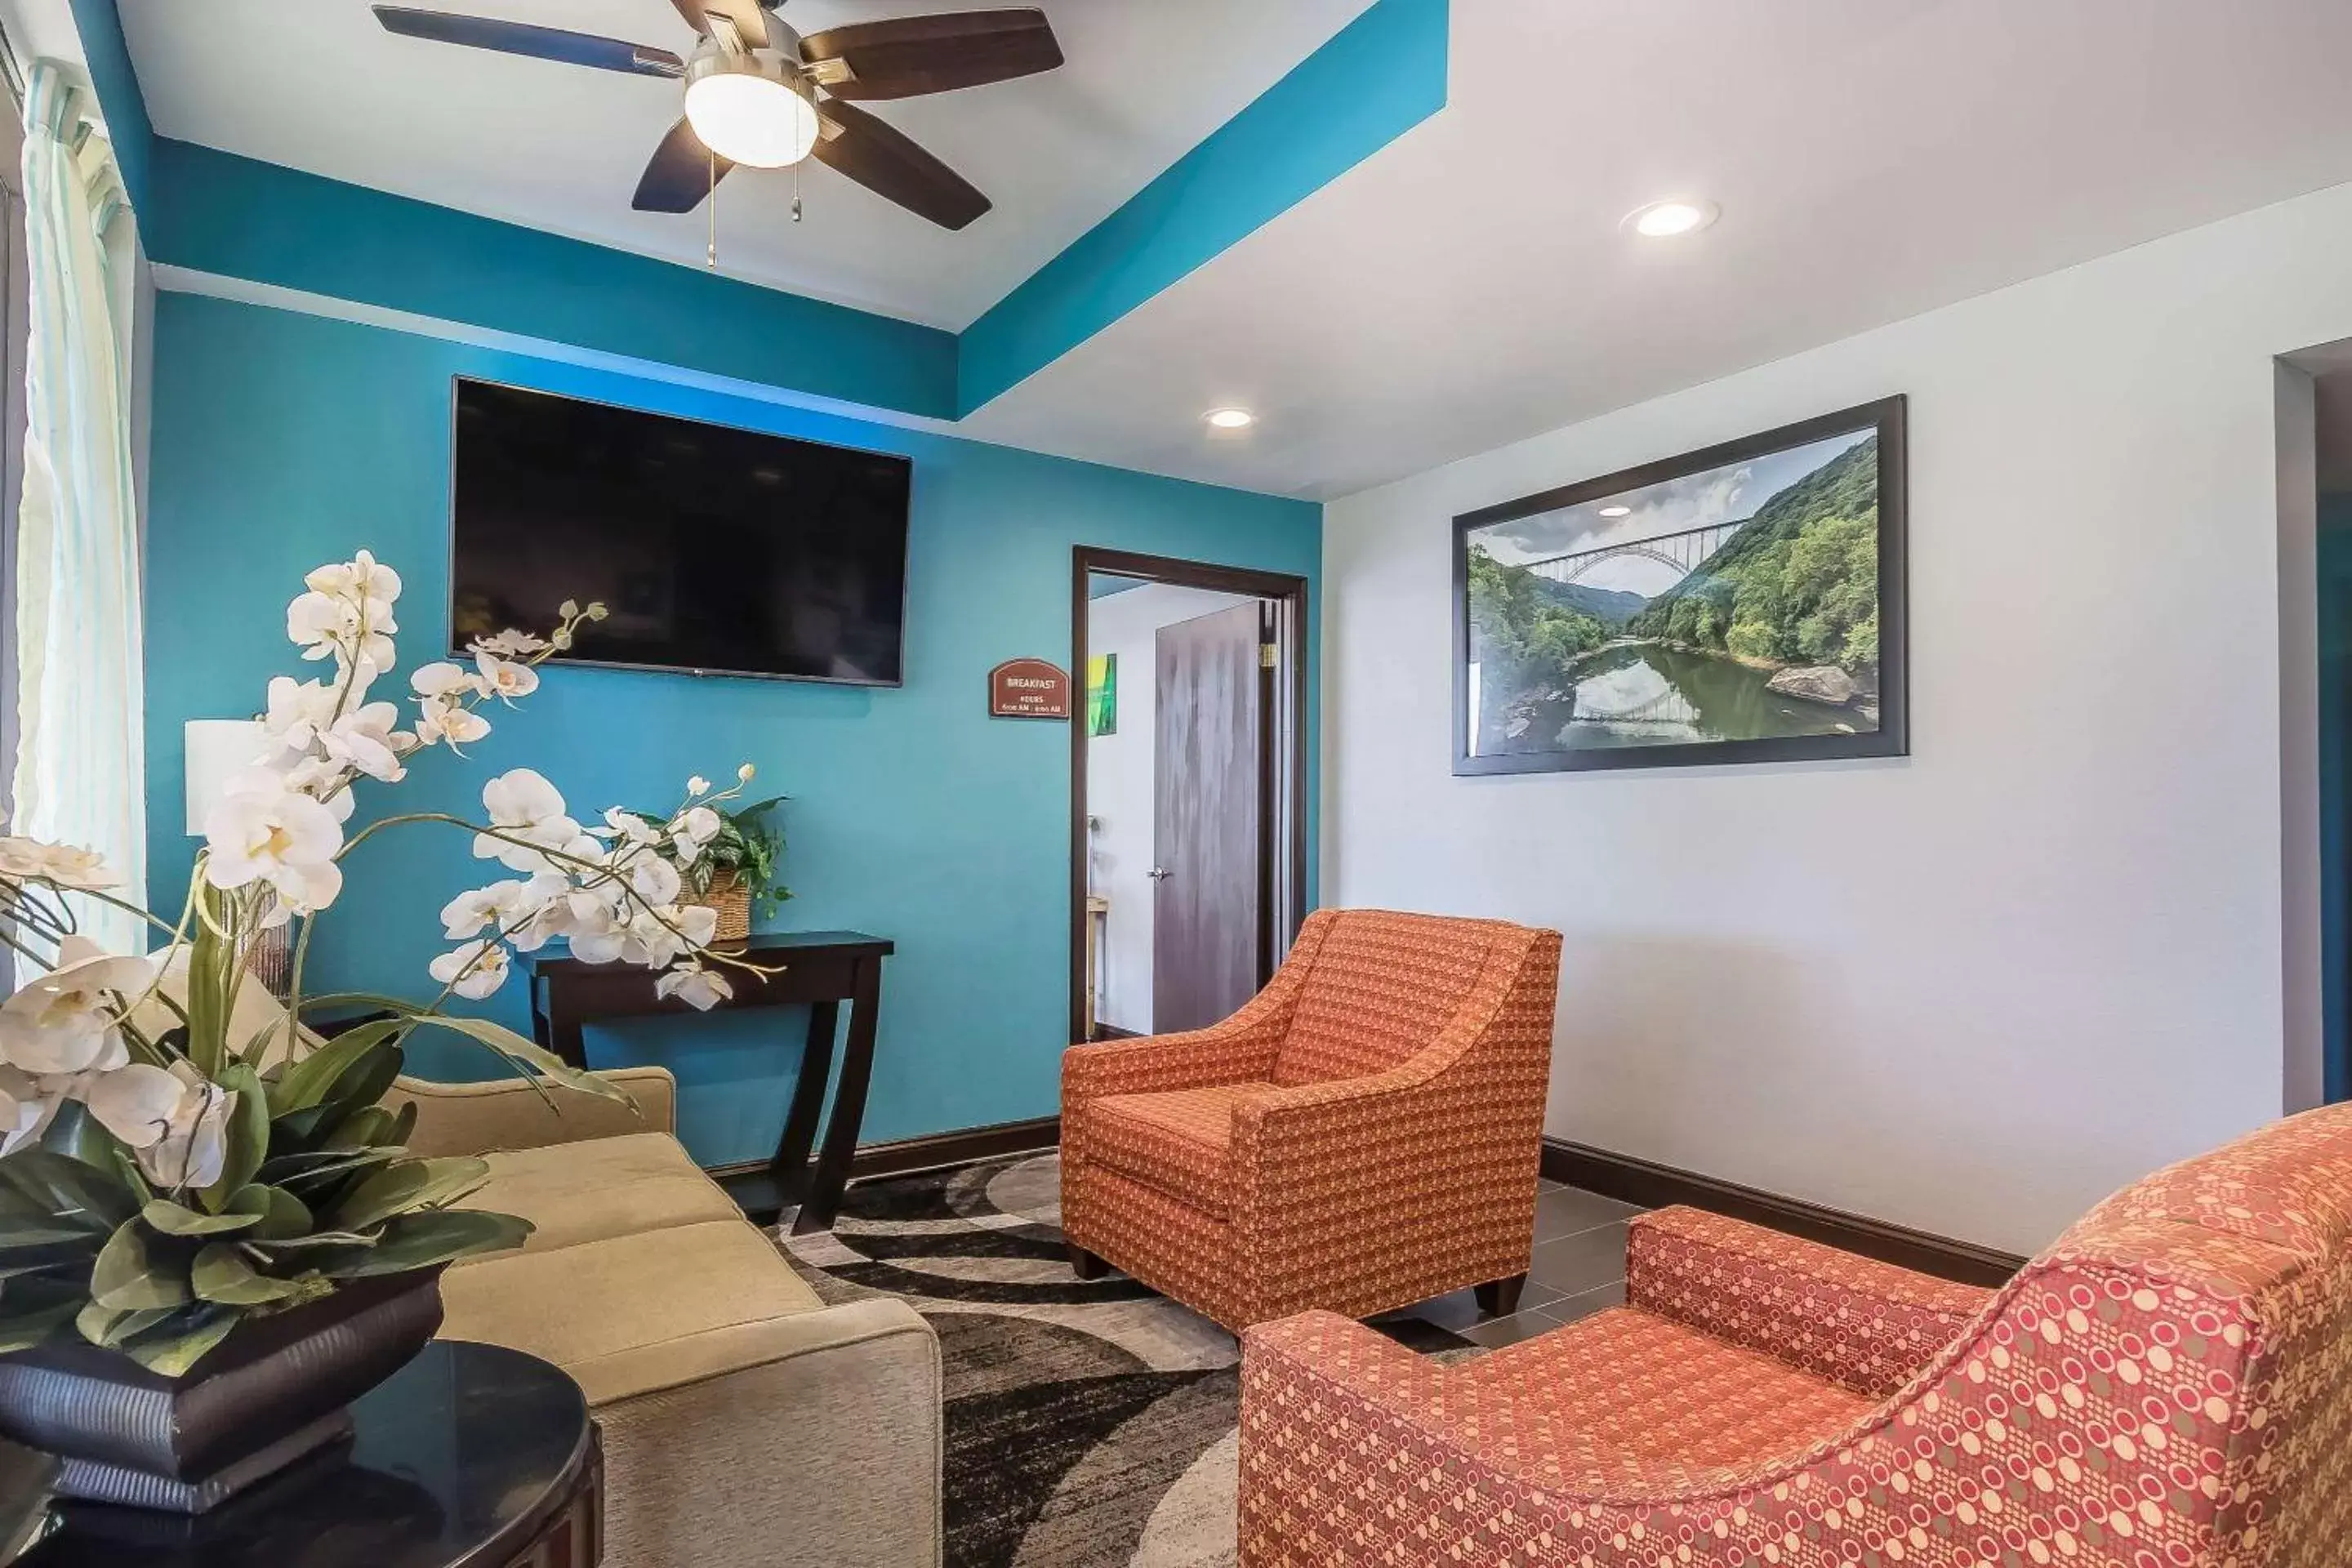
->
[1070,548,1308,1044]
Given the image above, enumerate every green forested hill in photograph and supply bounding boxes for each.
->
[1466,546,1610,692]
[1626,435,1880,671]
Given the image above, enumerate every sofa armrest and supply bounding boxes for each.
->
[592,1298,942,1568]
[1625,1206,1994,1396]
[385,1067,676,1157]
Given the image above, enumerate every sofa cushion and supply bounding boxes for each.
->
[439,1219,826,1405]
[1085,1082,1273,1219]
[1459,1305,1872,1479]
[458,1132,743,1258]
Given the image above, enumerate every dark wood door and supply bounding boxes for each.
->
[1153,602,1265,1032]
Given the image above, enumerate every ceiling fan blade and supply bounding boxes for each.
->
[634,119,735,214]
[372,7,683,77]
[813,100,991,229]
[667,0,771,49]
[800,9,1062,100]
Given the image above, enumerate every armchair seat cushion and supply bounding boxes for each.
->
[1084,1081,1276,1219]
[1459,1307,1873,1481]
[465,1131,743,1258]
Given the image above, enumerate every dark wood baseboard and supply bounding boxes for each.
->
[714,1116,1062,1218]
[1543,1138,2026,1289]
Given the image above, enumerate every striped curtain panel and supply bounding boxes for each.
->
[9,63,144,952]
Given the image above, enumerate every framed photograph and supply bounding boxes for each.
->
[1452,396,1907,775]
[1085,653,1118,737]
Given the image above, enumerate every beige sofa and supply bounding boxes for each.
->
[187,974,945,1568]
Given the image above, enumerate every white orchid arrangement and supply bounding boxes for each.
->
[0,551,764,1375]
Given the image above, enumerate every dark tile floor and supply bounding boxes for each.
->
[1375,1178,1647,1349]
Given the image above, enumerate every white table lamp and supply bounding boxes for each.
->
[182,719,270,836]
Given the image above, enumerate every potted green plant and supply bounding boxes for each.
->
[0,552,761,1512]
[626,793,789,951]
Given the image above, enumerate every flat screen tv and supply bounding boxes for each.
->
[449,379,911,685]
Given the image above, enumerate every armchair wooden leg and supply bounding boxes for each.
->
[1067,1243,1108,1281]
[1473,1272,1527,1317]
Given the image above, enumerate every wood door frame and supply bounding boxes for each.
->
[1070,548,1310,1045]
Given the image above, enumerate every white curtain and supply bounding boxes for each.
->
[10,63,145,952]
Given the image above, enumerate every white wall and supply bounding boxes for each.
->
[1086,582,1257,1033]
[1324,180,2352,1256]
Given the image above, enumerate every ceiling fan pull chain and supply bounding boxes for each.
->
[707,146,719,268]
[793,161,803,225]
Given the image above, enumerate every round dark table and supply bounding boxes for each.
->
[8,1343,599,1568]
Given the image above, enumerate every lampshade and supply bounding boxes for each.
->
[183,719,270,836]
[684,56,820,168]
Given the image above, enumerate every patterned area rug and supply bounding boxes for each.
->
[777,1153,1473,1568]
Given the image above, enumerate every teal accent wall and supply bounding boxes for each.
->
[147,142,960,421]
[2321,497,2352,1104]
[956,0,1450,414]
[144,292,1321,1165]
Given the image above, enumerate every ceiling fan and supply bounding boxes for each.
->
[372,2,1065,230]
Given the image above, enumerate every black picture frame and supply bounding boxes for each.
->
[1451,395,1909,776]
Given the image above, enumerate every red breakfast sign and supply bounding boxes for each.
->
[989,658,1071,719]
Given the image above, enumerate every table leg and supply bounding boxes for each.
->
[793,956,883,1235]
[768,1000,839,1206]
[539,991,590,1071]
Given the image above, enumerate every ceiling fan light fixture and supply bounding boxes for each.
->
[684,51,820,169]
[1204,408,1256,431]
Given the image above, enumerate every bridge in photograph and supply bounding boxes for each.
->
[1521,518,1749,586]
[1566,685,1699,728]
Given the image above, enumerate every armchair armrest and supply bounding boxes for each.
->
[1061,1018,1285,1105]
[386,1067,677,1157]
[1625,1206,1993,1396]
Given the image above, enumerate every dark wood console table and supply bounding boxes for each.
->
[525,932,893,1236]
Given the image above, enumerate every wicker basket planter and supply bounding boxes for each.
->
[693,872,752,951]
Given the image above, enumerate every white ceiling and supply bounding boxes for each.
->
[960,0,2352,498]
[118,0,1372,329]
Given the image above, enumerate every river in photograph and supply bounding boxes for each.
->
[1486,641,1866,753]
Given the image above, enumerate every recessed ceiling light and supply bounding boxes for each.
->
[1597,505,1632,518]
[1624,198,1720,238]
[1204,408,1256,431]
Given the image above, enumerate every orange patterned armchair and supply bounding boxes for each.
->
[1239,1102,2352,1568]
[1060,908,1562,1332]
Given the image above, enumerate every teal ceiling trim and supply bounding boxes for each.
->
[67,0,154,212]
[68,0,1442,432]
[146,140,960,421]
[954,0,1449,416]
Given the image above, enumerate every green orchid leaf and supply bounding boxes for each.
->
[77,1301,177,1348]
[321,1104,401,1154]
[191,1243,307,1307]
[185,909,234,1079]
[122,1306,240,1379]
[199,1066,270,1214]
[0,1271,84,1352]
[385,1099,419,1151]
[91,1221,191,1312]
[399,1015,630,1107]
[266,1019,405,1116]
[0,1150,137,1232]
[243,1229,381,1254]
[142,1200,261,1236]
[258,1147,401,1194]
[330,1158,491,1234]
[0,1223,106,1253]
[317,1209,530,1278]
[225,1183,314,1242]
